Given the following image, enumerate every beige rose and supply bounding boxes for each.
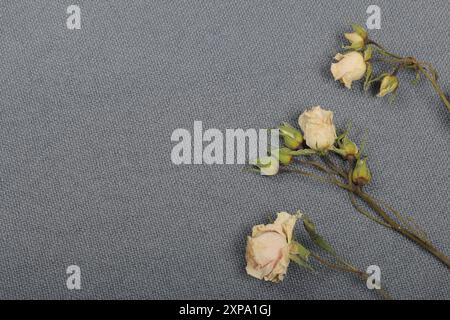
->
[245,212,297,283]
[298,106,337,151]
[331,51,366,89]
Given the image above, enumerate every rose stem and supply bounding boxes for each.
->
[339,158,450,268]
[368,40,450,111]
[286,159,450,268]
[354,188,450,267]
[417,65,450,110]
[309,252,392,300]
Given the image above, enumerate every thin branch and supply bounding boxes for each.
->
[349,193,392,229]
[310,252,392,300]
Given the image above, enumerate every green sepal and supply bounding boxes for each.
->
[368,72,390,84]
[272,147,293,166]
[279,123,297,139]
[290,240,311,261]
[287,149,317,156]
[289,254,314,272]
[343,44,363,51]
[364,62,373,91]
[279,123,303,150]
[284,136,300,150]
[411,71,421,86]
[335,123,351,142]
[302,215,336,256]
[363,46,373,61]
[351,24,368,40]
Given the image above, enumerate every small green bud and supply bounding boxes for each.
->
[273,147,294,166]
[377,75,399,97]
[279,123,304,150]
[351,24,368,40]
[344,32,365,50]
[334,136,359,160]
[352,158,372,186]
[342,24,368,51]
[289,240,311,260]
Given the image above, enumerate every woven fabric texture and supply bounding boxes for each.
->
[0,0,449,299]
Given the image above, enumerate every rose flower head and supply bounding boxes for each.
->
[331,51,367,89]
[245,212,298,282]
[298,106,337,152]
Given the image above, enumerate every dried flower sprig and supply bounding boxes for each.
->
[248,106,450,268]
[245,211,391,299]
[331,24,450,111]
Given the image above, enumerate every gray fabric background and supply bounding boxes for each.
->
[0,0,449,300]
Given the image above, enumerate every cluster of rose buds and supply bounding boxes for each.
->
[245,25,450,290]
[249,105,450,270]
[331,24,399,99]
[330,24,450,112]
[251,106,372,186]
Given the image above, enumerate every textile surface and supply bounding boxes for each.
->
[0,0,449,299]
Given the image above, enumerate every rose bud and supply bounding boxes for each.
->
[250,156,279,176]
[331,51,367,89]
[346,24,368,49]
[334,136,359,160]
[344,32,365,50]
[377,75,399,97]
[351,24,368,40]
[279,123,304,150]
[352,158,372,186]
[298,106,337,152]
[245,212,297,283]
[272,147,294,166]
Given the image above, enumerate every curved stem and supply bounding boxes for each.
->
[369,39,450,111]
[354,189,450,267]
[310,252,392,300]
[296,159,335,176]
[287,159,450,268]
[311,251,363,275]
[349,193,392,228]
[322,155,347,179]
[282,166,351,191]
[370,194,430,242]
[368,40,404,60]
[418,65,450,111]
